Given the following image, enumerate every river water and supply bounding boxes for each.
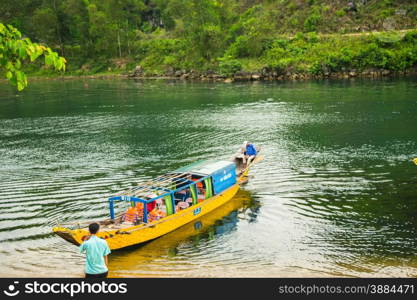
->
[0,77,416,277]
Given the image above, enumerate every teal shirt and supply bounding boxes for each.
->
[79,235,111,274]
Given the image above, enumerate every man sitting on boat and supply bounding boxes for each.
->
[244,141,257,166]
[232,141,257,166]
[148,207,165,222]
[176,201,190,212]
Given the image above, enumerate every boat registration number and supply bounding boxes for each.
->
[193,207,201,216]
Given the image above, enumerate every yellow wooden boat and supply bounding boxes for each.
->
[53,150,262,250]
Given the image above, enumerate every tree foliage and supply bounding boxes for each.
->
[0,0,416,77]
[0,23,66,90]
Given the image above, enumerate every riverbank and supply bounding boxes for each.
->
[12,28,416,86]
[126,66,417,83]
[19,65,417,85]
[125,30,417,82]
[19,29,417,86]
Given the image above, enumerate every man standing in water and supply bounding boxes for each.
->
[79,223,111,278]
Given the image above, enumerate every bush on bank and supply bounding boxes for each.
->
[23,30,417,79]
[129,30,417,78]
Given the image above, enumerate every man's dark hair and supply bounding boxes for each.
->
[89,222,100,234]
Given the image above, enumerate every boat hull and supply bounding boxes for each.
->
[53,183,241,250]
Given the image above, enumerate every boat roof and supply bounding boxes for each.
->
[110,160,234,203]
[173,159,235,176]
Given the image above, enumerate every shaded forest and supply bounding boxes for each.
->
[1,0,417,77]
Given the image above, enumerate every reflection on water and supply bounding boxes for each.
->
[109,190,260,277]
[0,78,417,277]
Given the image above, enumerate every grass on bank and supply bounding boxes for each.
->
[23,30,417,78]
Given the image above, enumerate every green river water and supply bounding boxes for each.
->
[0,77,416,277]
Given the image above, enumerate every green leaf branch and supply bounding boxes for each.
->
[0,23,66,91]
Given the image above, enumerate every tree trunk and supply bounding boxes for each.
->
[53,0,65,57]
[117,26,122,58]
[126,20,131,56]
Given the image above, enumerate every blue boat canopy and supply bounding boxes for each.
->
[173,160,237,194]
[107,160,237,222]
[174,160,234,175]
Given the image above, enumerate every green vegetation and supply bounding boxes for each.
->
[0,23,66,90]
[1,0,416,78]
[260,31,417,75]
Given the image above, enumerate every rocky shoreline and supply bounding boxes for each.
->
[19,66,417,84]
[128,65,417,82]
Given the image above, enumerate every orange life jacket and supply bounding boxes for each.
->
[192,178,203,189]
[135,203,144,216]
[148,208,163,222]
[135,202,144,209]
[123,207,139,223]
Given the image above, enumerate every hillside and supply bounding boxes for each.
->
[1,0,417,78]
